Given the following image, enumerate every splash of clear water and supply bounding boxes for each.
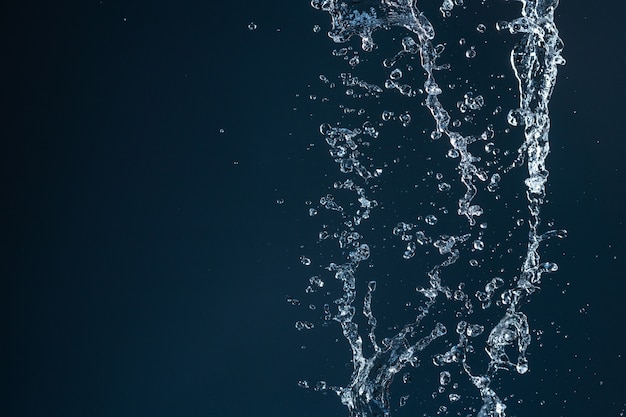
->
[296,1,565,416]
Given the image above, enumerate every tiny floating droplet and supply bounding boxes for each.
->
[390,68,403,80]
[425,215,438,225]
[439,371,451,385]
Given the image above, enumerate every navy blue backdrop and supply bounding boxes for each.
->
[1,1,624,417]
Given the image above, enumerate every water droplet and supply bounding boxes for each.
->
[439,371,451,385]
[390,68,403,80]
[348,56,360,67]
[248,22,257,30]
[467,324,484,337]
[425,215,438,225]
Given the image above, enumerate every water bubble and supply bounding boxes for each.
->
[313,24,321,33]
[247,22,257,30]
[465,47,477,59]
[473,240,485,250]
[300,256,312,266]
[476,23,486,33]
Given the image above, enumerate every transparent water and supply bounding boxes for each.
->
[292,1,565,416]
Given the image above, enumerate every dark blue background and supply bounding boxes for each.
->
[1,1,624,417]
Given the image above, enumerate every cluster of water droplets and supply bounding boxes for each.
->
[290,1,565,417]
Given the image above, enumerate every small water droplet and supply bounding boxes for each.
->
[425,215,438,225]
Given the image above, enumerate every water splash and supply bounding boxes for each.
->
[295,1,565,416]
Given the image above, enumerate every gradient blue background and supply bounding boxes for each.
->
[2,1,624,416]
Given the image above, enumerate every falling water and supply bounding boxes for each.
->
[291,1,565,416]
